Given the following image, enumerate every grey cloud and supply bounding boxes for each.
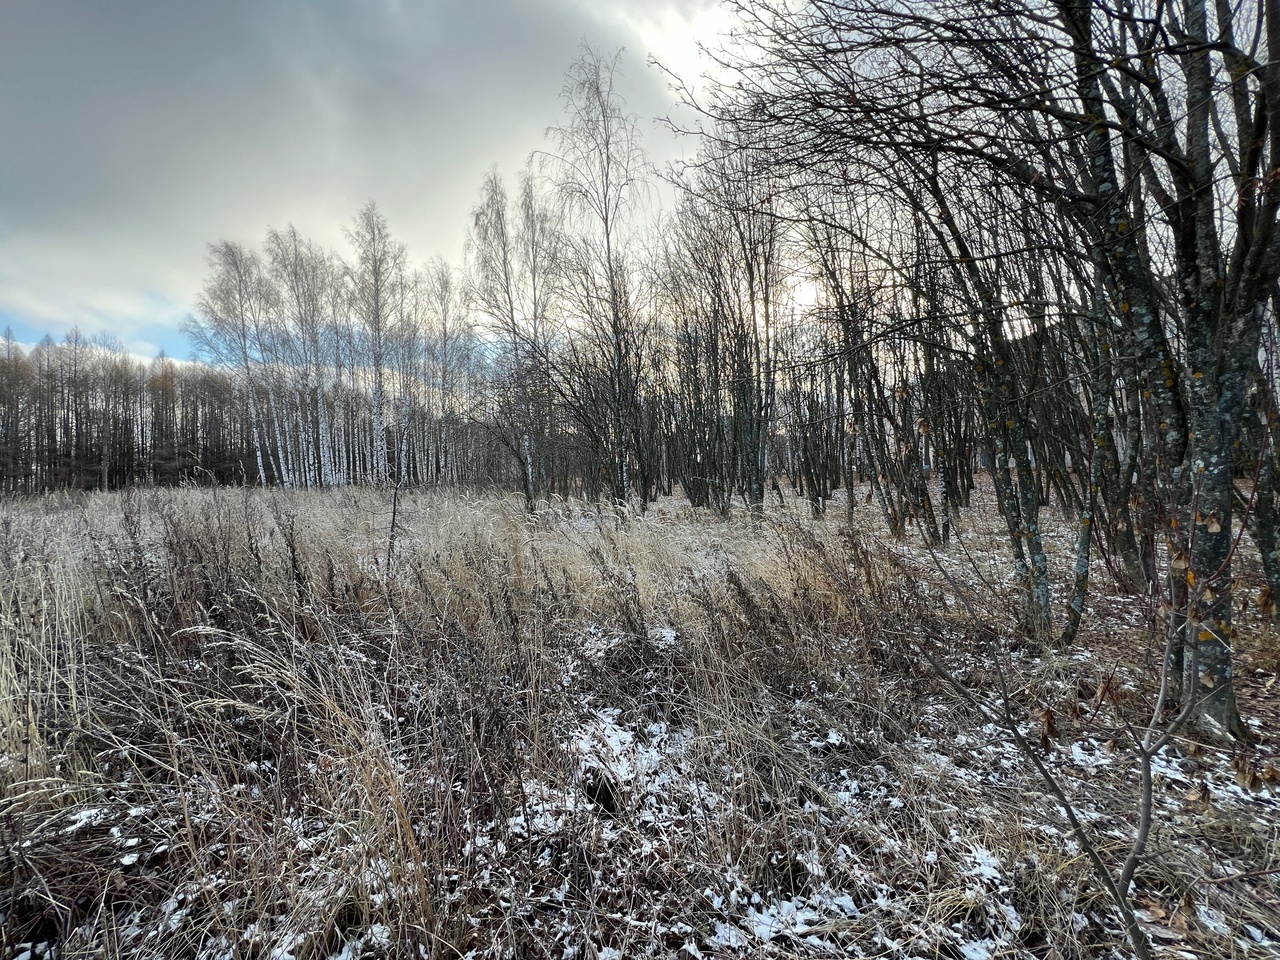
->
[0,0,722,353]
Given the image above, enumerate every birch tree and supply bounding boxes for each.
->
[541,46,652,504]
[185,241,280,484]
[469,168,564,507]
[345,201,407,486]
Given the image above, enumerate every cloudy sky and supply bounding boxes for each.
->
[0,0,731,358]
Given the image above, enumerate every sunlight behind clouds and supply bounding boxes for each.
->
[596,0,733,95]
[0,0,732,359]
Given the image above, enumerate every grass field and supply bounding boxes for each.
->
[1,486,1277,959]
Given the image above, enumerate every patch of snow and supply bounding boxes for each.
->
[1243,923,1277,945]
[959,940,996,960]
[1195,904,1230,937]
[796,847,825,878]
[1068,740,1113,769]
[63,807,105,832]
[708,922,748,949]
[997,901,1022,934]
[744,899,824,942]
[964,846,1002,883]
[646,626,681,649]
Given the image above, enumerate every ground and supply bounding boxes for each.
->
[0,483,1276,959]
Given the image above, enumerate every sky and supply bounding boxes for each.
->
[0,0,732,359]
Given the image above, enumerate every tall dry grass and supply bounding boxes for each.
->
[1,487,1274,959]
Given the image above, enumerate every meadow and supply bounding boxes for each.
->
[1,486,1277,959]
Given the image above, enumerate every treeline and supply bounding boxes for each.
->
[0,329,239,490]
[0,327,503,491]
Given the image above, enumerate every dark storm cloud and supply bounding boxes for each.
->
[0,0,718,356]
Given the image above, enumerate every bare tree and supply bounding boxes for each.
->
[540,45,653,504]
[419,256,476,484]
[184,241,280,485]
[686,0,1280,733]
[266,224,341,487]
[345,201,407,486]
[661,141,785,517]
[469,168,564,507]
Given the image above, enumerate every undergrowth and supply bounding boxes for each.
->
[0,487,1276,959]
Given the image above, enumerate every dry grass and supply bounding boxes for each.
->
[0,486,1276,959]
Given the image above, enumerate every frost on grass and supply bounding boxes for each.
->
[1,487,1278,959]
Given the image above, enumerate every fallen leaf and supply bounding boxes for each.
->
[1235,766,1261,791]
[1038,706,1058,739]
